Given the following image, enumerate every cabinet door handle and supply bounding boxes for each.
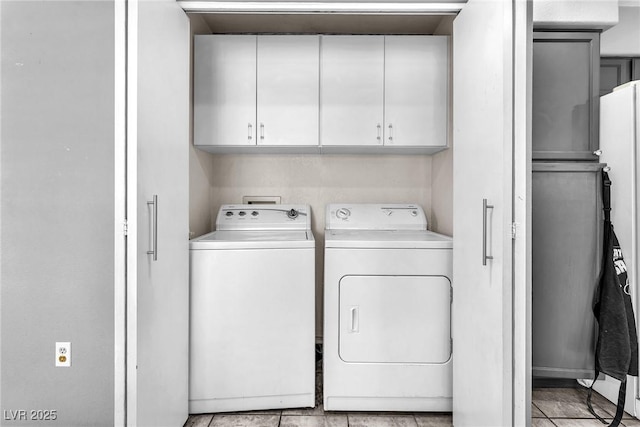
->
[350,306,359,332]
[260,123,265,140]
[377,124,382,143]
[482,198,494,266]
[147,195,158,261]
[248,123,253,141]
[388,123,393,142]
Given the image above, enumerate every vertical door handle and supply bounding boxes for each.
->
[482,198,494,266]
[376,124,382,143]
[147,195,158,261]
[260,123,265,140]
[350,306,359,332]
[248,123,253,141]
[388,123,393,143]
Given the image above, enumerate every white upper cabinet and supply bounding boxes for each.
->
[257,36,319,147]
[194,34,320,151]
[321,35,449,152]
[320,36,385,148]
[384,36,448,148]
[194,34,448,154]
[194,35,257,147]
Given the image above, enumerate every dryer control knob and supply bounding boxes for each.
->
[287,209,299,219]
[238,211,246,217]
[336,208,351,220]
[225,211,233,217]
[251,211,259,217]
[411,210,418,217]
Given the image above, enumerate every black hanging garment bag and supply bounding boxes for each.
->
[587,170,638,426]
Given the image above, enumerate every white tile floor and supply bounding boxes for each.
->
[184,354,638,426]
[185,412,452,427]
[532,387,640,427]
[185,386,640,427]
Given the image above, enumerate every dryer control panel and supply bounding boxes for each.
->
[216,204,311,231]
[325,204,427,231]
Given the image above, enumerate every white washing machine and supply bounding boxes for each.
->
[189,204,315,414]
[323,203,453,412]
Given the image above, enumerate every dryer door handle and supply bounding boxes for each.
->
[350,306,359,333]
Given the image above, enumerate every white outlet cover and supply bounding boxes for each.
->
[55,342,71,367]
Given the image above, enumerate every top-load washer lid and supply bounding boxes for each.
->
[190,229,314,250]
[190,204,314,250]
[326,203,427,231]
[216,204,311,231]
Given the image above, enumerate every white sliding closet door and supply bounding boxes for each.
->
[126,1,190,426]
[452,0,530,425]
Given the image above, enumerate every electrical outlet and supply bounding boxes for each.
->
[55,342,71,367]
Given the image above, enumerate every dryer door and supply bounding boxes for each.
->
[339,275,451,364]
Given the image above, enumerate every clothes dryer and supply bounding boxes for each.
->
[189,204,315,414]
[323,203,452,412]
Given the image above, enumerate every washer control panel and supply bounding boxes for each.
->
[216,204,311,231]
[326,203,427,231]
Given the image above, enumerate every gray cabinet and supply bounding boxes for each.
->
[600,58,632,96]
[532,162,603,379]
[533,32,600,160]
[600,57,640,96]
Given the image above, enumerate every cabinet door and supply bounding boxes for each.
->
[633,58,640,81]
[452,0,528,424]
[531,163,602,379]
[257,36,319,146]
[600,58,631,96]
[384,36,448,148]
[194,35,256,146]
[321,36,384,147]
[127,0,190,425]
[532,32,599,160]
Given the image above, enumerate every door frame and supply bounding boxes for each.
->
[113,1,533,425]
[512,0,533,425]
[114,0,127,425]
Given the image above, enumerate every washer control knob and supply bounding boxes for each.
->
[251,211,259,217]
[238,211,246,217]
[287,209,299,219]
[225,211,233,217]
[411,210,418,217]
[336,208,351,220]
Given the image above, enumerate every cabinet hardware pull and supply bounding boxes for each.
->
[388,123,393,142]
[260,123,265,140]
[147,195,158,261]
[377,124,382,143]
[482,198,494,266]
[350,307,359,332]
[248,123,252,141]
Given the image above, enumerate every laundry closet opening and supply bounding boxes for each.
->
[187,12,455,340]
